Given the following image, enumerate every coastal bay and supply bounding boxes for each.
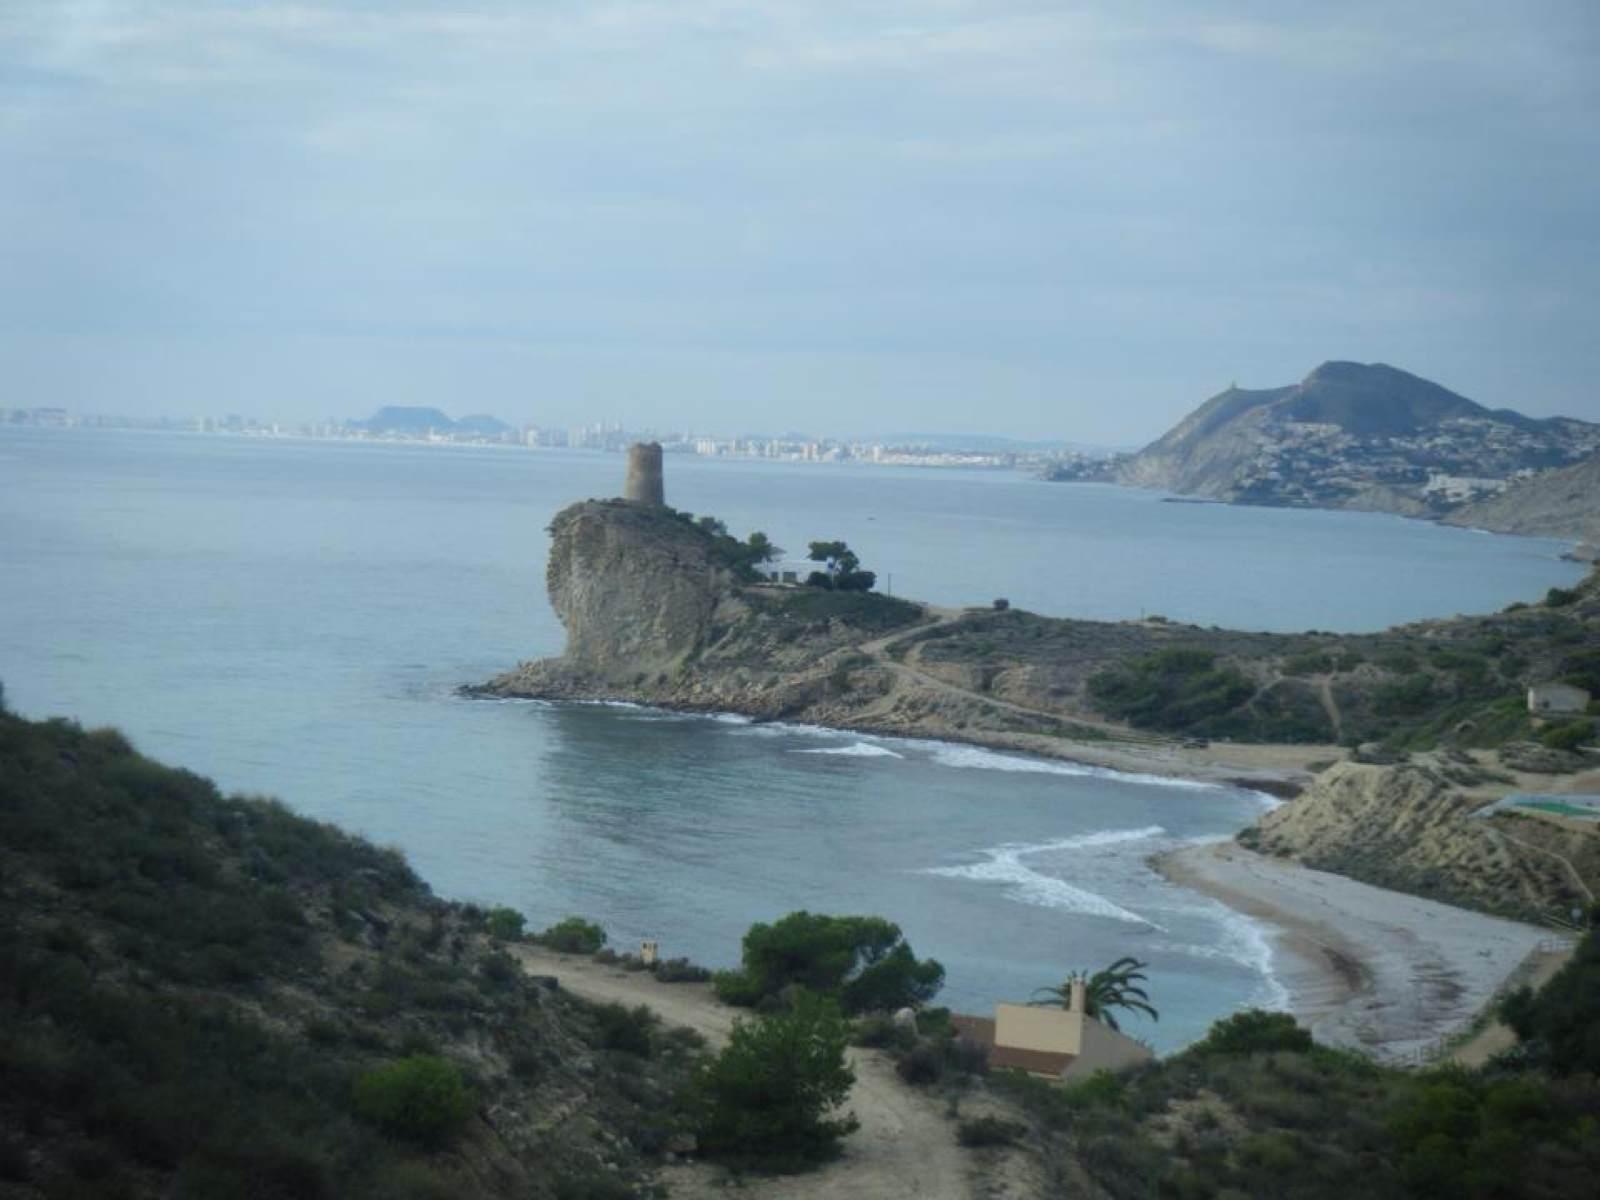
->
[1,427,1587,1052]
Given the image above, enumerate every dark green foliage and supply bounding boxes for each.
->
[651,956,712,983]
[1372,673,1437,716]
[0,709,701,1200]
[761,587,924,634]
[1538,718,1593,751]
[537,916,607,954]
[1386,1068,1600,1199]
[1499,927,1600,1075]
[1561,648,1600,693]
[1190,1009,1313,1056]
[956,1115,1025,1148]
[589,1002,656,1057]
[668,509,782,581]
[893,1039,945,1085]
[805,540,876,592]
[1032,957,1158,1031]
[352,1056,472,1147]
[693,991,858,1171]
[1087,648,1255,735]
[484,906,526,941]
[851,1013,917,1051]
[720,911,944,1014]
[1545,586,1579,607]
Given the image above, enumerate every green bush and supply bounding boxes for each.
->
[651,956,711,983]
[1545,587,1579,607]
[1087,648,1254,733]
[485,906,526,942]
[1189,1010,1313,1056]
[352,1056,473,1148]
[538,917,607,954]
[590,1003,655,1058]
[1539,719,1593,751]
[719,911,944,1014]
[893,1039,944,1085]
[851,1013,916,1050]
[956,1115,1025,1148]
[694,992,858,1172]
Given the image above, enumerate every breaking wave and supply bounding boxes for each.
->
[923,827,1166,926]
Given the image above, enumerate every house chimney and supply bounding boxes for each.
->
[1070,977,1087,1014]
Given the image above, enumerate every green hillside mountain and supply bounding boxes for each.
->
[1112,362,1599,513]
[0,703,697,1198]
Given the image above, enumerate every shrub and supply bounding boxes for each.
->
[591,1002,655,1057]
[352,1056,473,1148]
[1546,587,1579,607]
[1539,719,1593,752]
[485,906,526,942]
[693,991,858,1171]
[957,1115,1025,1148]
[712,969,767,1007]
[1189,1010,1313,1056]
[892,1038,944,1084]
[652,956,711,983]
[851,1013,915,1051]
[538,917,607,954]
[720,911,944,1014]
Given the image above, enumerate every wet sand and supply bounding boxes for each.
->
[1155,840,1555,1061]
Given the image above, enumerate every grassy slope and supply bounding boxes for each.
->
[898,566,1599,748]
[0,709,698,1200]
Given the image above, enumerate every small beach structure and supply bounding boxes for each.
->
[951,979,1154,1082]
[1528,682,1591,717]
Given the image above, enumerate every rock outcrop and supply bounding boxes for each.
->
[543,500,734,684]
[1244,759,1600,921]
[480,499,929,718]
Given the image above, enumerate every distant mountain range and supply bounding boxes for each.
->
[1051,362,1600,537]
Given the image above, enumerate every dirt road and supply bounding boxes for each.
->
[511,945,979,1200]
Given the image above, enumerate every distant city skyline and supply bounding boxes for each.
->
[3,3,1596,443]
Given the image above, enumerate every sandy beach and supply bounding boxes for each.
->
[1155,840,1558,1061]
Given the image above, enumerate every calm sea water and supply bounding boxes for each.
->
[0,429,1581,1049]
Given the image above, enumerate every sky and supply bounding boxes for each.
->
[1,2,1597,444]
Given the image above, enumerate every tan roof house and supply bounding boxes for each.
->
[1528,683,1591,717]
[951,978,1154,1082]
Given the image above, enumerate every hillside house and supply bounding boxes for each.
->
[950,979,1154,1082]
[1528,683,1591,717]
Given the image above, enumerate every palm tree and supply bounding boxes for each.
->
[1030,956,1159,1031]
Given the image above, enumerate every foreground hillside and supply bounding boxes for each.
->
[0,702,699,1199]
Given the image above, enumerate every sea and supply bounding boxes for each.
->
[0,428,1583,1050]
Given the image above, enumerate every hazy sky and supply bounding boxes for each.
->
[2,2,1596,443]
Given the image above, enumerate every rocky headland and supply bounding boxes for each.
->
[1050,361,1600,540]
[477,476,1599,924]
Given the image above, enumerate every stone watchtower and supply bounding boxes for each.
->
[623,441,666,506]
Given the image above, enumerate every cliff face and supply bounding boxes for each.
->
[483,499,930,718]
[1246,759,1600,921]
[544,500,733,683]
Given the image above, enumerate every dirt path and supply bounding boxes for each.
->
[856,608,1158,744]
[511,945,977,1200]
[1450,944,1575,1068]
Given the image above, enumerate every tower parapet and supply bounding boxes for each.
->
[624,442,666,506]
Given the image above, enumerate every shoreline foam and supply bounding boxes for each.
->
[1153,840,1552,1061]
